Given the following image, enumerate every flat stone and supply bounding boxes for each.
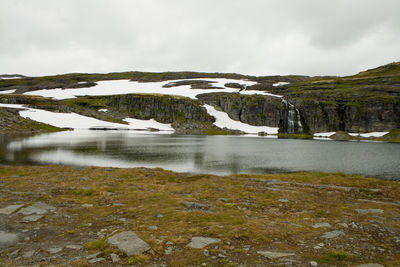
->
[309,261,318,267]
[82,204,93,207]
[165,246,173,255]
[110,253,120,263]
[321,230,345,239]
[149,225,158,230]
[257,250,295,259]
[187,237,221,249]
[0,204,24,215]
[23,250,36,258]
[356,209,384,214]
[89,258,105,263]
[312,223,331,228]
[106,231,150,256]
[357,264,384,267]
[184,201,211,210]
[0,231,18,247]
[18,202,56,215]
[278,199,289,203]
[22,214,44,222]
[46,247,63,254]
[66,245,83,250]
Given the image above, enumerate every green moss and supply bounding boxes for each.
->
[277,133,313,139]
[317,250,350,263]
[202,129,231,135]
[85,238,108,251]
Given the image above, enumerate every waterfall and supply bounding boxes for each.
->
[282,99,303,134]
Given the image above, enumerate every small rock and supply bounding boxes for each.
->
[0,231,18,247]
[204,249,209,256]
[156,213,164,218]
[7,249,20,258]
[106,231,151,256]
[23,250,36,258]
[18,202,55,215]
[110,253,120,263]
[357,264,384,267]
[338,223,348,228]
[218,253,226,258]
[0,204,24,215]
[312,223,332,228]
[321,230,345,239]
[187,237,221,249]
[257,250,295,259]
[46,247,63,254]
[278,199,289,203]
[350,222,358,228]
[87,252,101,259]
[184,201,211,210]
[166,241,173,245]
[66,245,82,250]
[165,247,173,255]
[22,214,44,222]
[309,261,318,267]
[82,204,93,208]
[89,258,105,263]
[149,225,158,230]
[356,209,384,214]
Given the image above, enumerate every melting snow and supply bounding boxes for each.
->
[349,132,389,138]
[272,82,290,87]
[0,76,22,80]
[23,78,282,100]
[0,89,16,94]
[0,103,174,132]
[203,104,278,134]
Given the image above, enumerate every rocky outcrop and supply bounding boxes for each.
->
[291,98,400,133]
[197,93,306,134]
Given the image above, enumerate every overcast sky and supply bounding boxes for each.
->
[1,0,400,77]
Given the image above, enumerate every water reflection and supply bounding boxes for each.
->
[1,130,399,180]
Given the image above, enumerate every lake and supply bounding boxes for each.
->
[0,130,399,180]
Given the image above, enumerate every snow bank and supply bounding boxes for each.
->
[203,104,278,134]
[0,89,16,94]
[272,82,290,87]
[24,78,282,100]
[349,132,389,138]
[0,103,174,132]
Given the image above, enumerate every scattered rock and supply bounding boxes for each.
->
[46,247,63,254]
[82,204,93,208]
[156,213,164,218]
[23,250,36,258]
[184,201,211,210]
[110,253,120,263]
[204,249,210,256]
[356,209,384,214]
[149,225,158,230]
[0,231,18,247]
[257,250,295,259]
[321,230,345,239]
[22,214,44,222]
[106,231,151,256]
[357,264,384,267]
[18,202,55,215]
[66,245,82,250]
[0,204,24,215]
[187,237,221,249]
[89,258,105,263]
[312,223,332,228]
[309,261,318,267]
[218,253,226,258]
[313,243,324,249]
[278,198,289,203]
[165,246,173,255]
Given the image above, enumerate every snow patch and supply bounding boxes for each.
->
[98,109,108,112]
[314,132,336,137]
[0,103,174,132]
[24,78,282,100]
[349,132,389,138]
[0,76,22,80]
[0,89,16,94]
[203,104,278,134]
[272,82,290,87]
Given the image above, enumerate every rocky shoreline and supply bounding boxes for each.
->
[0,165,399,266]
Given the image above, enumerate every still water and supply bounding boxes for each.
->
[0,131,399,180]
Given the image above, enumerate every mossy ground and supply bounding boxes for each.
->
[0,166,399,266]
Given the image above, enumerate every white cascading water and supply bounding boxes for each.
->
[282,99,303,133]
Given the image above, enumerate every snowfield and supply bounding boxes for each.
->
[23,78,283,100]
[0,103,174,132]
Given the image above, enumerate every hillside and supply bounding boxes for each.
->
[0,62,399,139]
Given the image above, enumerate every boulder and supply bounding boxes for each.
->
[106,231,150,256]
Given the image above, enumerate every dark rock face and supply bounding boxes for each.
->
[291,99,400,133]
[105,94,214,124]
[197,93,305,134]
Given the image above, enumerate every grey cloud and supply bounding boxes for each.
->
[0,0,399,76]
